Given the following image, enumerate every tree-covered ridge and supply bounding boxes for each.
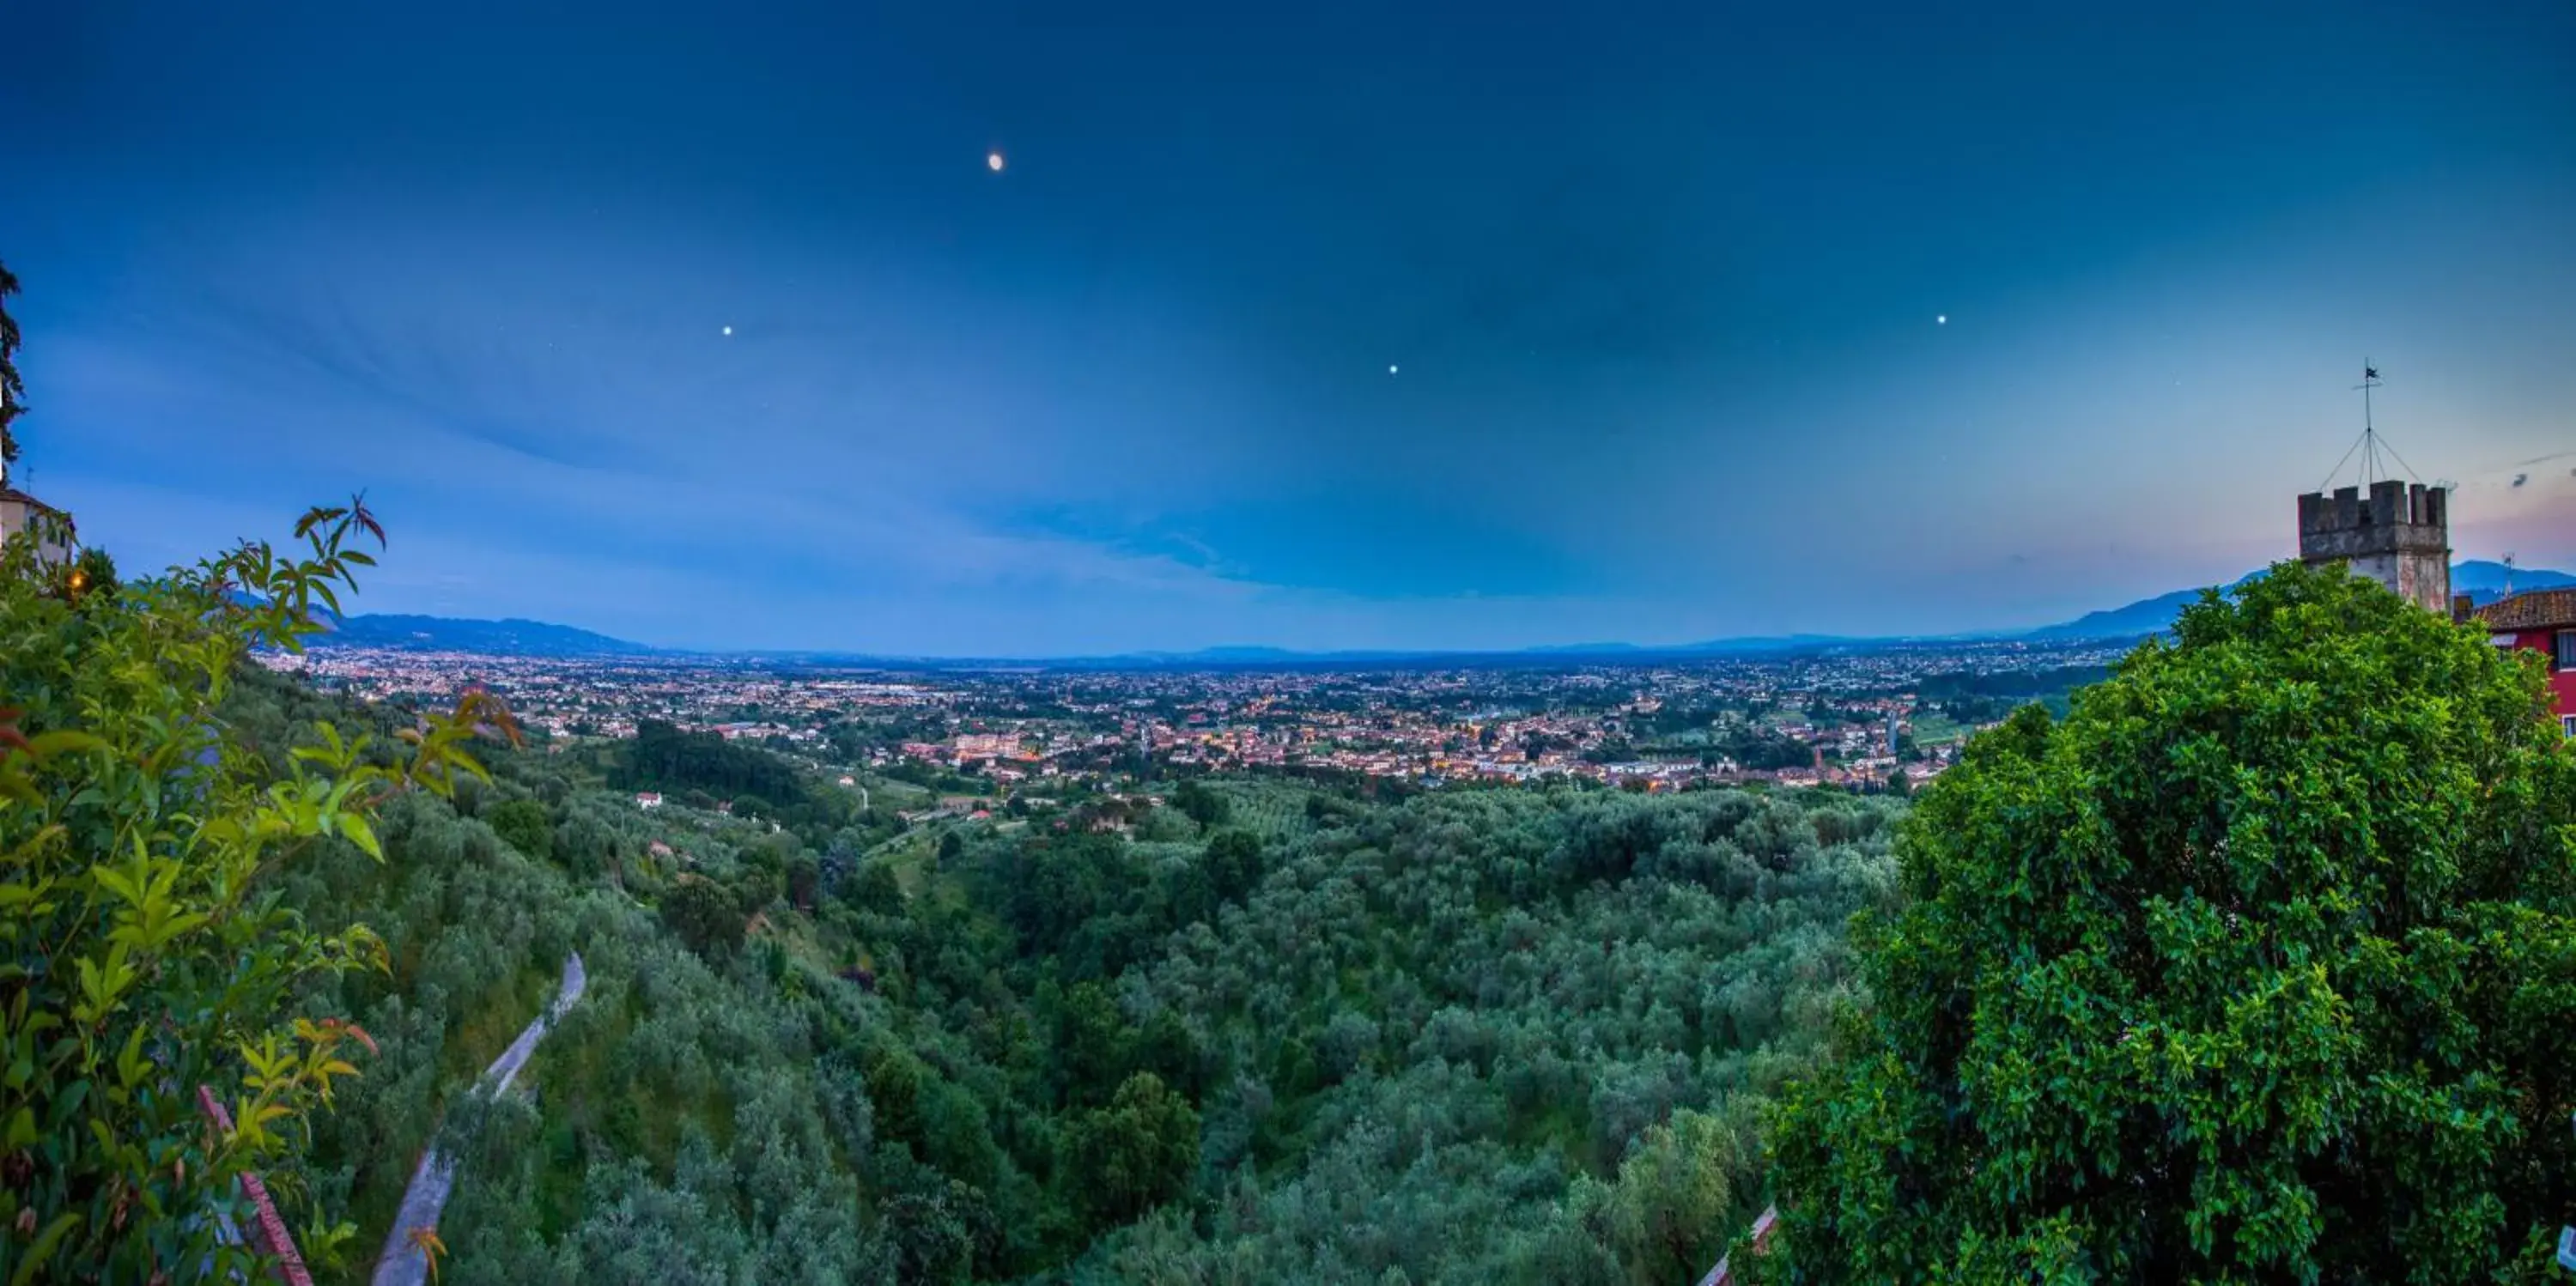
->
[1092,786,1899,1283]
[227,660,1903,1284]
[614,718,811,812]
[1759,561,2576,1283]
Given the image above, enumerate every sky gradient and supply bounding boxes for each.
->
[4,0,2573,654]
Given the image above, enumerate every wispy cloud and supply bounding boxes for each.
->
[8,0,2573,652]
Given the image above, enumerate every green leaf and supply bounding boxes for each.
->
[23,730,107,759]
[9,1211,80,1286]
[88,857,142,908]
[340,811,383,862]
[116,1023,147,1089]
[2,1107,34,1149]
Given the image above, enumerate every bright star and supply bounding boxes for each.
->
[722,325,733,337]
[1388,364,1399,374]
[1936,315,1947,325]
[987,152,1005,173]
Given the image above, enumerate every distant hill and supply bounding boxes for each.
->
[2022,560,2574,642]
[302,559,2571,661]
[2023,586,2234,642]
[319,613,656,656]
[2451,559,2576,604]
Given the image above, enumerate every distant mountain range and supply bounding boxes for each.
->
[2453,559,2576,603]
[319,613,656,657]
[305,559,2574,664]
[2019,586,2220,642]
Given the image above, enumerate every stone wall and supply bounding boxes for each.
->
[2295,479,2451,614]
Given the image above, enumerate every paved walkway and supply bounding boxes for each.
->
[372,954,586,1286]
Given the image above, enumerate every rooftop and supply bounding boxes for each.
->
[2472,587,2576,632]
[0,485,67,516]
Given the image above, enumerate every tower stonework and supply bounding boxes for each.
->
[2295,478,2450,613]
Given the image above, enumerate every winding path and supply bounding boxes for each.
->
[372,953,586,1286]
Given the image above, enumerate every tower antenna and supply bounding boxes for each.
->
[2319,361,2423,493]
[2355,361,2384,488]
[2296,362,2452,616]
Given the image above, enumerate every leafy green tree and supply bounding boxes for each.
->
[1048,981,1135,1108]
[1595,1107,1746,1284]
[865,1045,927,1157]
[68,548,117,603]
[1153,853,1213,928]
[733,831,793,912]
[785,851,821,910]
[1059,1072,1200,1229]
[660,876,746,959]
[848,859,904,914]
[0,498,512,1279]
[1172,779,1230,829]
[484,796,553,863]
[914,1076,1005,1191]
[878,1174,984,1284]
[1202,828,1265,907]
[0,258,23,468]
[1761,562,2576,1283]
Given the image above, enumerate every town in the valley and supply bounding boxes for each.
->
[250,473,2576,840]
[262,636,2124,817]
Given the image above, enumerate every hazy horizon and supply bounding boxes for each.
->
[283,552,2562,659]
[6,1,2573,653]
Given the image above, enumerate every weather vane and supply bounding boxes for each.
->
[2320,360,2421,493]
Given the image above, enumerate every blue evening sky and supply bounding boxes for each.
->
[3,0,2572,653]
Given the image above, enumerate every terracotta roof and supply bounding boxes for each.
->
[2473,587,2576,632]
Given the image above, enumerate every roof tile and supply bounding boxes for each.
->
[2474,588,2576,632]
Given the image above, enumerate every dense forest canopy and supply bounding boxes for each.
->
[261,709,1904,1283]
[617,719,808,810]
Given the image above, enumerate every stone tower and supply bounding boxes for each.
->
[2295,478,2451,613]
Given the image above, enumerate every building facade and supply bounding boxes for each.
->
[2462,587,2576,737]
[2295,479,2451,614]
[0,485,76,567]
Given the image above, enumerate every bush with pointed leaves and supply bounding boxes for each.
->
[0,498,516,1280]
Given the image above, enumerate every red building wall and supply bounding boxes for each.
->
[2491,626,2574,723]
